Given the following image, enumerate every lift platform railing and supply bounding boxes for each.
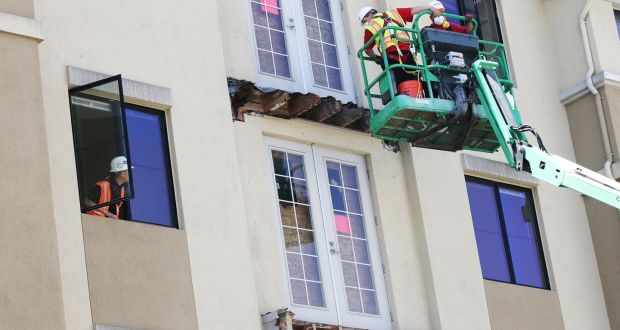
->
[357,11,513,116]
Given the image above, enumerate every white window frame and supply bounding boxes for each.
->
[265,137,391,329]
[247,0,356,103]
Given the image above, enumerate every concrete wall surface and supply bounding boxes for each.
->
[0,22,66,330]
[484,280,564,330]
[82,215,198,330]
[0,1,34,17]
[563,81,620,330]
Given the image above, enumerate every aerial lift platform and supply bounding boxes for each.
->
[358,11,620,210]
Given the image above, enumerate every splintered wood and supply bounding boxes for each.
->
[228,78,370,133]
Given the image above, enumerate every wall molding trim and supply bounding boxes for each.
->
[560,71,620,105]
[0,11,43,41]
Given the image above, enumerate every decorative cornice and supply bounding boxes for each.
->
[560,71,620,105]
[0,11,43,41]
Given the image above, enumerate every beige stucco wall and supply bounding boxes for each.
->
[565,86,620,330]
[565,94,607,170]
[484,280,564,330]
[0,1,34,17]
[404,147,492,329]
[0,0,608,329]
[583,196,620,330]
[601,87,620,161]
[0,20,66,330]
[570,86,620,330]
[82,215,198,329]
[586,1,620,75]
[543,0,620,91]
[35,0,262,329]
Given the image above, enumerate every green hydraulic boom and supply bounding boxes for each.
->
[358,11,620,210]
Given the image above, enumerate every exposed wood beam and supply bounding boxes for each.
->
[306,98,342,122]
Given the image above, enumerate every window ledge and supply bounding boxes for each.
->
[67,66,172,110]
[462,153,537,187]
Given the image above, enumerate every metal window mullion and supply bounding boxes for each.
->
[298,228,312,305]
[525,188,550,290]
[492,182,517,284]
[265,12,278,76]
[339,164,366,314]
[70,75,135,213]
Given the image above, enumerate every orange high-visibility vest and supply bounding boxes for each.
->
[364,10,411,53]
[86,180,125,218]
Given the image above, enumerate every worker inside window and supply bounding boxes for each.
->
[83,156,131,220]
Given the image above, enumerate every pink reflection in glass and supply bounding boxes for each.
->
[334,212,350,234]
[261,0,279,14]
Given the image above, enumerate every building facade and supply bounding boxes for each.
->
[0,0,619,329]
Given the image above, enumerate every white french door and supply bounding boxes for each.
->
[265,138,391,329]
[249,0,355,102]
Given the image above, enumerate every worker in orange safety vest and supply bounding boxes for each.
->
[359,4,441,86]
[84,156,131,220]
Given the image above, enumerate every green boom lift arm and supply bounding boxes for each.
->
[472,60,620,210]
[357,10,620,210]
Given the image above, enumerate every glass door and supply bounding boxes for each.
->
[314,147,392,329]
[292,0,355,101]
[249,0,356,102]
[265,138,391,328]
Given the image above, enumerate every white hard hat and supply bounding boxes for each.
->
[110,156,129,173]
[358,6,376,24]
[429,0,445,12]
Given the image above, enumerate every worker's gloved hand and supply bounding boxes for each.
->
[465,13,474,22]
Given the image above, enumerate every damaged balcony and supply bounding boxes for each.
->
[228,78,371,133]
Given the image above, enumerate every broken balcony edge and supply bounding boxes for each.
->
[228,77,371,134]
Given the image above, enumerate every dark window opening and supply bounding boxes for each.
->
[615,10,620,39]
[441,0,503,44]
[70,77,178,228]
[465,176,549,289]
[69,76,134,215]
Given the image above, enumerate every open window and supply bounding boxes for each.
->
[70,76,178,228]
[69,75,134,215]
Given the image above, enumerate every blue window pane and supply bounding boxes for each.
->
[474,231,511,282]
[465,181,511,282]
[442,0,462,25]
[125,107,176,227]
[499,188,546,288]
